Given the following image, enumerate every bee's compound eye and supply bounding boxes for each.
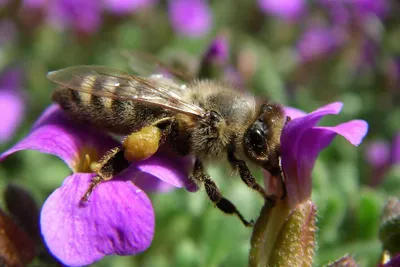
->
[245,120,268,157]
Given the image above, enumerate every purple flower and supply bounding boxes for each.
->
[366,132,400,186]
[103,0,158,15]
[0,105,194,266]
[168,0,212,38]
[391,133,400,165]
[383,254,400,267]
[47,0,102,33]
[203,34,229,65]
[0,67,25,143]
[258,0,306,21]
[366,141,390,168]
[266,102,368,209]
[319,0,389,25]
[296,25,346,62]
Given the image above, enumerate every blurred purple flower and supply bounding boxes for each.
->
[392,133,400,165]
[47,0,102,33]
[266,102,368,208]
[258,0,306,21]
[0,67,24,143]
[383,254,400,267]
[319,0,389,25]
[203,34,229,65]
[366,132,400,186]
[103,0,158,15]
[0,105,194,266]
[366,141,390,168]
[168,0,212,38]
[200,35,245,89]
[296,25,346,62]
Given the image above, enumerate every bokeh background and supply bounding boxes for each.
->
[0,0,399,266]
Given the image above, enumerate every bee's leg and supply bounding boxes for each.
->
[191,159,254,227]
[81,117,176,202]
[81,147,129,202]
[228,151,277,204]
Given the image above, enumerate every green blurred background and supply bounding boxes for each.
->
[0,0,399,266]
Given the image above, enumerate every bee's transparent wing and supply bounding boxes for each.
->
[47,65,205,117]
[122,50,195,82]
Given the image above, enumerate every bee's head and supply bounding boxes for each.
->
[243,103,285,175]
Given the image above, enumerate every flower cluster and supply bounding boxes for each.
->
[1,0,213,37]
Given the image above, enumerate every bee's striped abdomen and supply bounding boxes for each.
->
[52,74,169,135]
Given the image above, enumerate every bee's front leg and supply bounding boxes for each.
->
[81,117,175,202]
[190,159,254,227]
[228,151,277,205]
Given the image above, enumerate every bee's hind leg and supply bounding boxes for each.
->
[81,146,129,202]
[191,159,254,227]
[81,117,176,202]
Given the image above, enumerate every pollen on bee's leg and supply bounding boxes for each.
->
[122,126,162,162]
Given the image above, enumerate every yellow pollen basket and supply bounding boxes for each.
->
[123,126,161,162]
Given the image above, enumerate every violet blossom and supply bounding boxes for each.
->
[366,132,400,186]
[47,0,102,33]
[0,105,194,266]
[278,102,368,209]
[168,0,212,38]
[199,35,245,89]
[258,0,306,21]
[251,102,368,266]
[103,0,158,15]
[296,25,346,63]
[0,67,25,144]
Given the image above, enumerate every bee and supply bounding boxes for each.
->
[48,60,288,227]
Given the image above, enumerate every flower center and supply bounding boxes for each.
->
[74,146,99,173]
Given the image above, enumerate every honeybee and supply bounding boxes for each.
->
[48,59,288,227]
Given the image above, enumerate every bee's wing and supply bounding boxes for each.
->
[122,51,195,82]
[47,65,205,117]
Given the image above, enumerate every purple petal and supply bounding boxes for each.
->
[281,102,343,159]
[124,149,197,192]
[258,0,306,21]
[0,67,25,143]
[365,140,390,168]
[0,90,24,143]
[168,0,212,38]
[41,173,154,266]
[48,0,102,33]
[203,35,229,65]
[284,106,307,119]
[314,120,369,146]
[103,0,158,15]
[0,105,117,171]
[280,102,368,208]
[296,26,346,62]
[391,132,400,165]
[384,254,400,267]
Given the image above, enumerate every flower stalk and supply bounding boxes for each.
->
[249,199,316,267]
